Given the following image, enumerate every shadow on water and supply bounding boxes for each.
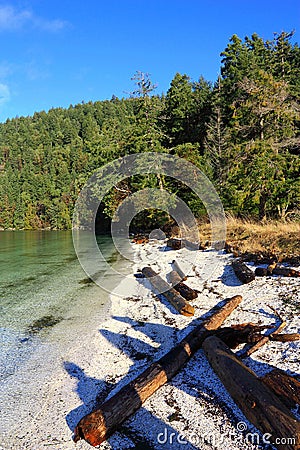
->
[63,299,298,449]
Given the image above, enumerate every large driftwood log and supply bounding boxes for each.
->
[203,336,300,450]
[73,295,243,446]
[232,259,255,284]
[142,267,195,316]
[167,270,198,301]
[261,369,300,409]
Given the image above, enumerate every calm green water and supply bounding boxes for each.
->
[0,231,120,381]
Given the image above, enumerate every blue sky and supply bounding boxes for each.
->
[0,0,299,122]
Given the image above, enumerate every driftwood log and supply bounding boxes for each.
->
[255,265,300,278]
[166,238,182,250]
[171,259,187,280]
[73,295,243,446]
[213,323,273,349]
[167,238,200,251]
[203,336,300,450]
[232,259,255,284]
[142,267,195,316]
[272,266,300,277]
[167,270,198,301]
[255,267,272,276]
[261,369,300,409]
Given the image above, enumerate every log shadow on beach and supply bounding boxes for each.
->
[220,263,244,287]
[64,301,299,449]
[64,360,201,449]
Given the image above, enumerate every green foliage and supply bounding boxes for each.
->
[0,31,299,230]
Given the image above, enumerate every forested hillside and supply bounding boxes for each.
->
[0,31,299,230]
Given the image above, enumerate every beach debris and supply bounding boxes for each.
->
[132,234,149,245]
[167,270,198,301]
[260,369,300,410]
[239,304,286,358]
[171,259,187,280]
[73,295,243,447]
[166,238,202,251]
[255,263,300,278]
[268,333,300,342]
[255,267,270,276]
[210,322,274,348]
[166,238,182,250]
[224,241,240,257]
[232,259,255,284]
[141,266,195,316]
[271,266,300,277]
[203,335,300,450]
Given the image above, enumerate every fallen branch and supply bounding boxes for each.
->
[142,267,195,316]
[203,336,300,450]
[214,323,273,349]
[269,333,300,342]
[73,295,243,446]
[239,305,286,358]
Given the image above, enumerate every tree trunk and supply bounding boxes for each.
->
[203,336,300,450]
[142,266,195,316]
[259,189,267,221]
[73,295,243,447]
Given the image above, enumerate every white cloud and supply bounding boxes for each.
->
[0,5,32,30]
[0,83,10,106]
[0,61,14,78]
[0,5,68,32]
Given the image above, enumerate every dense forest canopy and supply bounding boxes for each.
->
[0,31,299,230]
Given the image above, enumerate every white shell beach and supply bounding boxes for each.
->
[1,239,300,450]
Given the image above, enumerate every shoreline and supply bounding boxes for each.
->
[1,239,300,449]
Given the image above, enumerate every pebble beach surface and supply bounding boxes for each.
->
[1,239,299,450]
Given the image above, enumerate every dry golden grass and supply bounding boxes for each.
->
[198,215,300,259]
